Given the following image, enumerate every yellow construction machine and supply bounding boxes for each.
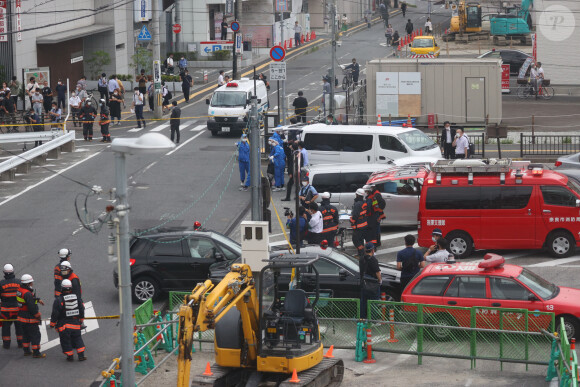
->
[443,1,487,42]
[176,254,344,387]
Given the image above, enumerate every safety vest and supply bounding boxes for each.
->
[368,190,386,221]
[17,286,40,324]
[350,201,368,229]
[50,293,83,331]
[0,276,21,312]
[320,202,339,233]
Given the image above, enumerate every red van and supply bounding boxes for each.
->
[417,159,580,259]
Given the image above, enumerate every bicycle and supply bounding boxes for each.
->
[85,91,100,106]
[517,79,554,100]
[341,67,353,90]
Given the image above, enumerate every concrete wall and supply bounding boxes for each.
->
[366,59,502,125]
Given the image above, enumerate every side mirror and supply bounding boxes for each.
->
[215,252,225,261]
[205,98,210,105]
[528,293,539,302]
[339,269,348,280]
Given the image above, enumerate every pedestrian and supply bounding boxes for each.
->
[396,234,425,289]
[0,264,23,349]
[217,70,225,88]
[298,141,309,166]
[169,101,181,144]
[109,88,123,125]
[306,202,324,244]
[236,133,250,191]
[359,242,381,319]
[401,1,407,17]
[269,138,286,190]
[365,8,372,29]
[79,99,97,141]
[405,19,414,35]
[31,87,43,118]
[107,75,119,103]
[161,82,172,113]
[321,76,331,105]
[282,141,301,201]
[178,56,188,74]
[257,73,270,91]
[364,184,386,247]
[50,279,86,362]
[97,73,108,104]
[530,61,544,98]
[292,91,308,123]
[25,108,43,147]
[17,274,45,358]
[48,101,62,130]
[55,79,67,112]
[319,192,339,243]
[56,261,82,300]
[440,121,456,159]
[99,99,111,142]
[299,176,318,208]
[1,93,17,132]
[424,238,450,264]
[224,75,230,84]
[350,188,369,257]
[69,92,81,128]
[452,128,469,159]
[221,19,228,40]
[165,54,175,74]
[385,24,394,45]
[147,82,154,111]
[26,77,39,109]
[391,30,400,47]
[54,248,71,297]
[9,76,21,111]
[75,84,87,104]
[325,114,338,125]
[76,75,87,91]
[294,21,302,47]
[341,13,349,31]
[424,17,433,35]
[286,207,308,246]
[380,1,388,27]
[132,87,146,129]
[181,69,193,102]
[137,69,148,95]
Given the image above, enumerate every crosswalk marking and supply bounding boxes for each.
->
[39,301,99,351]
[128,127,145,132]
[525,255,580,267]
[191,124,206,132]
[182,120,195,127]
[150,123,170,132]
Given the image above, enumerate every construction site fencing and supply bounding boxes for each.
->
[520,134,580,157]
[545,318,579,387]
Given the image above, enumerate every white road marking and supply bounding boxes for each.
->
[165,131,205,156]
[40,301,99,351]
[0,151,101,208]
[182,120,195,128]
[190,125,206,132]
[128,127,145,132]
[525,255,580,267]
[150,123,170,132]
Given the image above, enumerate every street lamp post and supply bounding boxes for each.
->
[111,133,175,386]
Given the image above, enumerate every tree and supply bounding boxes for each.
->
[131,47,152,77]
[85,50,111,79]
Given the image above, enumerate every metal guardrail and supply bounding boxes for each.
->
[427,133,485,158]
[520,134,580,157]
[0,130,62,144]
[0,131,74,175]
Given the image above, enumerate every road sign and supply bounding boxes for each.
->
[225,0,234,16]
[269,62,287,81]
[138,25,152,41]
[235,35,243,54]
[153,60,161,89]
[173,24,181,34]
[231,21,240,32]
[269,46,285,62]
[199,41,234,57]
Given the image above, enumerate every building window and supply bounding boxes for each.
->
[116,43,125,51]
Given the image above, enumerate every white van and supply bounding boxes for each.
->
[206,78,268,136]
[300,124,442,165]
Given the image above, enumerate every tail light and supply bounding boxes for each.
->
[320,240,328,250]
[417,211,421,230]
[129,259,135,266]
[555,161,562,167]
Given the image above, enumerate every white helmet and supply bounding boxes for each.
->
[60,261,72,274]
[61,279,72,289]
[356,188,365,196]
[21,274,33,284]
[58,248,71,259]
[321,192,331,199]
[3,264,13,273]
[363,184,374,191]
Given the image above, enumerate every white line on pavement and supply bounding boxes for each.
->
[525,255,580,267]
[182,120,195,128]
[190,125,206,132]
[150,123,170,132]
[40,301,99,351]
[128,127,145,132]
[165,131,205,156]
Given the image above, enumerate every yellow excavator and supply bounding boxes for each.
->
[443,1,486,42]
[176,254,344,387]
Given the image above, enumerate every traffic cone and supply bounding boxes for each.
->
[202,362,213,376]
[284,40,287,50]
[407,114,412,127]
[324,345,335,358]
[289,38,293,48]
[305,32,309,42]
[301,34,304,44]
[311,30,316,39]
[398,43,401,51]
[289,369,300,383]
[363,327,376,364]
[377,114,382,126]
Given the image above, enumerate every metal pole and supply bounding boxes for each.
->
[277,80,281,120]
[152,0,162,119]
[280,14,286,125]
[114,152,135,387]
[294,151,301,253]
[175,0,180,51]
[250,68,261,221]
[330,1,336,115]
[233,0,241,79]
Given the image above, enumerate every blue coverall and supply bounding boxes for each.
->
[272,144,286,188]
[270,132,282,155]
[237,140,250,187]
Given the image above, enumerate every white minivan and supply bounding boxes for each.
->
[206,78,268,136]
[300,124,441,165]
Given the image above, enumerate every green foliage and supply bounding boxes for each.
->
[116,74,134,82]
[500,138,514,144]
[186,52,197,61]
[562,137,572,144]
[161,75,181,82]
[210,50,231,61]
[86,50,111,79]
[131,47,153,76]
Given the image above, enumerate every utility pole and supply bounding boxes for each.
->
[175,0,180,51]
[294,151,301,253]
[232,0,240,79]
[152,0,162,119]
[250,68,261,220]
[330,1,336,115]
[280,14,287,125]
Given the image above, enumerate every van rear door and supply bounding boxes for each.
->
[303,133,340,164]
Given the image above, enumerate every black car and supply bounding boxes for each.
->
[477,49,531,75]
[113,228,242,302]
[210,245,403,301]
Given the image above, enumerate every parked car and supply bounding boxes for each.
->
[210,245,403,300]
[401,253,580,339]
[555,152,580,169]
[410,36,440,57]
[113,227,242,302]
[477,49,531,75]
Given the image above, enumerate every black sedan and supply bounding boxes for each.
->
[210,245,403,301]
[477,49,531,75]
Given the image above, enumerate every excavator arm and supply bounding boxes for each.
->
[176,263,259,387]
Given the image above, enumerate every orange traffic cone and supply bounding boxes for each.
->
[202,362,213,376]
[311,30,316,39]
[324,345,335,358]
[407,114,412,127]
[289,369,301,383]
[289,38,293,48]
[398,43,401,51]
[301,34,304,44]
[377,114,382,126]
[284,40,287,50]
[305,32,309,42]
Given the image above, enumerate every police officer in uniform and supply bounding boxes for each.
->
[54,248,71,297]
[50,279,86,361]
[0,264,23,348]
[17,274,45,358]
[364,184,386,247]
[319,192,339,244]
[350,188,369,257]
[57,261,82,300]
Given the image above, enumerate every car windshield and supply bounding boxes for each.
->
[211,91,246,107]
[325,249,360,272]
[208,232,242,255]
[398,130,438,151]
[517,268,558,300]
[413,39,434,48]
[566,178,580,197]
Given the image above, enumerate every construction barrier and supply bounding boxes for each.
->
[545,318,579,387]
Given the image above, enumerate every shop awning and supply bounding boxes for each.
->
[36,24,113,44]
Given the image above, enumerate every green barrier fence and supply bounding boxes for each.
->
[134,298,157,346]
[553,317,579,387]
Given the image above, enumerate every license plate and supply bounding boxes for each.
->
[221,127,230,132]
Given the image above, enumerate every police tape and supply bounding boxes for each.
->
[0,315,122,322]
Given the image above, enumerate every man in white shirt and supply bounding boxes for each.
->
[424,238,450,263]
[306,202,323,244]
[217,70,225,88]
[452,128,469,159]
[69,92,82,127]
[166,54,174,74]
[424,18,433,34]
[530,61,544,98]
[294,21,302,47]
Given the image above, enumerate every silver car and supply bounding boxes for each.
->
[555,152,580,169]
